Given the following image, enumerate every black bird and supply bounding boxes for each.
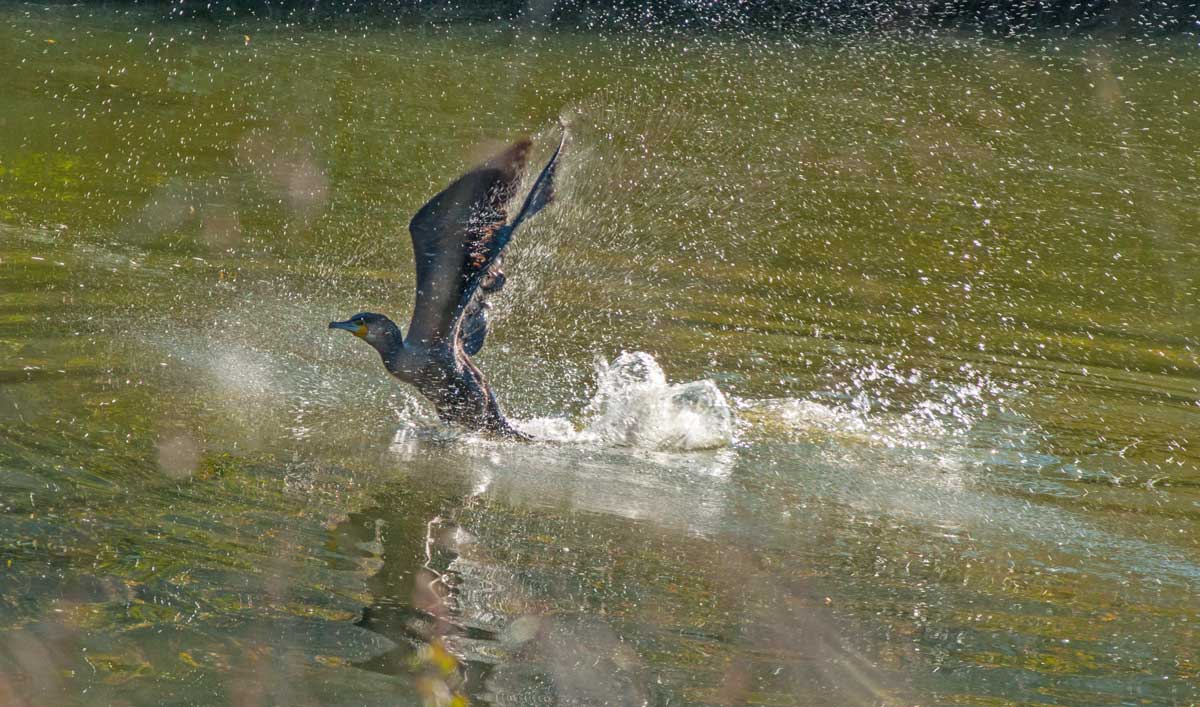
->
[329,133,563,438]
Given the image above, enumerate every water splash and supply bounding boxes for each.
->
[518,352,734,451]
[739,361,1024,453]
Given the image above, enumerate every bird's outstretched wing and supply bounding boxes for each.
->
[506,128,564,236]
[406,140,530,347]
[409,131,566,352]
[456,131,565,355]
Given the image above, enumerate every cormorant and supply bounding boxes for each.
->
[329,132,563,438]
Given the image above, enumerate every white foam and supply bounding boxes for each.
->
[518,352,735,451]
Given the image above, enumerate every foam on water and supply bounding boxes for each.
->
[517,352,735,451]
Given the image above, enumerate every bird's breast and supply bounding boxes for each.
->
[386,347,455,386]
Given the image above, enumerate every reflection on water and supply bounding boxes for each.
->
[1,4,1199,706]
[355,441,910,706]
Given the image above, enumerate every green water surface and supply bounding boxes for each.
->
[1,6,1198,706]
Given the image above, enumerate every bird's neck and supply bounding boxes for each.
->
[369,321,406,367]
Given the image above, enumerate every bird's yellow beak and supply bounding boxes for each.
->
[329,320,368,337]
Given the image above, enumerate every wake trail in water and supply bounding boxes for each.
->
[738,361,1026,453]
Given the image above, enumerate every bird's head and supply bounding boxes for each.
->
[328,312,403,355]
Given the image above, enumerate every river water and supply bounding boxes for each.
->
[1,6,1198,706]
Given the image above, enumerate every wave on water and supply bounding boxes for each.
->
[516,352,735,451]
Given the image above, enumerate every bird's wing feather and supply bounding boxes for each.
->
[507,128,564,235]
[405,140,530,346]
[452,130,566,356]
[459,255,505,356]
[459,301,490,356]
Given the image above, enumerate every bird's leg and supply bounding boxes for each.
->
[479,265,506,294]
[488,415,532,441]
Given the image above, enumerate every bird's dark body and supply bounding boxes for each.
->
[330,132,563,438]
[386,341,514,435]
